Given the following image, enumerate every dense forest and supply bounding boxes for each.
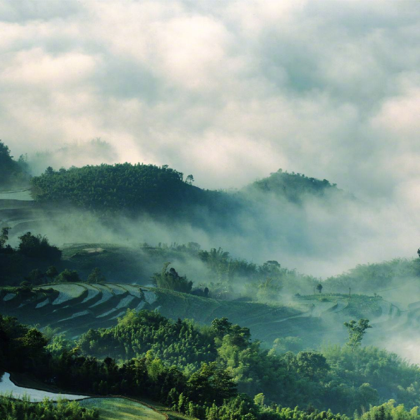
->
[0,141,30,189]
[74,310,420,414]
[2,310,420,420]
[0,396,98,420]
[30,163,236,221]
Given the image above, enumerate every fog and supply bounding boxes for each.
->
[4,175,418,279]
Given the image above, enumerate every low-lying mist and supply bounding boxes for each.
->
[7,182,419,280]
[3,138,418,280]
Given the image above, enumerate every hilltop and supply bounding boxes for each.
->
[243,169,346,203]
[28,160,346,220]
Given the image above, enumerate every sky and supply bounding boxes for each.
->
[2,0,420,275]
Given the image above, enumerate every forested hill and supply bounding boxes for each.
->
[30,163,232,217]
[30,162,345,217]
[243,169,344,203]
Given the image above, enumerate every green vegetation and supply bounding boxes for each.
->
[30,163,222,216]
[4,311,420,420]
[0,313,48,372]
[17,232,62,261]
[245,169,343,203]
[152,263,194,293]
[74,310,420,415]
[78,309,216,368]
[0,140,30,189]
[79,398,164,420]
[0,396,98,420]
[344,319,371,348]
[325,259,420,295]
[0,230,62,286]
[359,401,420,420]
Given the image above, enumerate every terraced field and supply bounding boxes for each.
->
[1,282,407,349]
[0,190,59,235]
[0,282,162,337]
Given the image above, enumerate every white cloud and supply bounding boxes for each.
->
[1,0,420,191]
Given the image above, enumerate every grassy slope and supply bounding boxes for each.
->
[80,398,166,420]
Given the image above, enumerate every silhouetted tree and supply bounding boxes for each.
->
[56,269,81,283]
[46,266,58,282]
[87,267,106,283]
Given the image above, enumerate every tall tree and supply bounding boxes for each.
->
[344,319,371,348]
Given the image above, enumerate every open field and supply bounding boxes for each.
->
[80,397,166,420]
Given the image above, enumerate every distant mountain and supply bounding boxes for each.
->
[242,169,345,203]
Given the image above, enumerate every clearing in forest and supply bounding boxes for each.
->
[80,397,166,420]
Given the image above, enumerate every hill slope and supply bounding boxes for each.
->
[0,282,408,350]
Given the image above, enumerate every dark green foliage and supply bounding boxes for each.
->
[358,400,420,420]
[0,140,30,188]
[30,163,210,215]
[152,263,193,293]
[247,169,341,203]
[0,314,48,372]
[0,227,10,250]
[187,362,236,405]
[46,266,58,281]
[78,309,216,367]
[344,319,371,348]
[3,313,420,420]
[56,269,81,283]
[87,267,105,283]
[75,309,420,415]
[0,396,98,420]
[18,232,62,261]
[289,351,329,380]
[205,395,351,420]
[24,268,45,285]
[0,230,63,286]
[0,227,15,258]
